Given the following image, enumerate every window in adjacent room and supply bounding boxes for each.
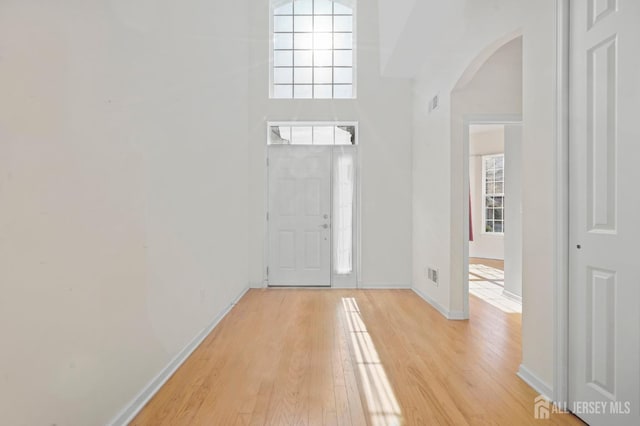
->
[271,0,355,99]
[482,154,505,234]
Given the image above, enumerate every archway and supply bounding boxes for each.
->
[449,33,524,319]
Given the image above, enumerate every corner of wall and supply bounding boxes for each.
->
[108,286,250,426]
[517,364,553,400]
[412,286,465,321]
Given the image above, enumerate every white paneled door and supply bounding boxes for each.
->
[569,1,640,424]
[268,146,332,286]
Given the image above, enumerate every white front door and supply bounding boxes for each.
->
[569,1,640,424]
[268,146,332,286]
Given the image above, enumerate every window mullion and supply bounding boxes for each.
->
[331,0,335,99]
[311,0,315,98]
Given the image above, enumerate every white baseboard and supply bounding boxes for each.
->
[502,289,523,303]
[446,310,467,320]
[517,364,553,400]
[108,286,250,426]
[255,282,412,290]
[412,287,468,320]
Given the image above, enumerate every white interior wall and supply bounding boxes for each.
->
[503,124,523,299]
[0,1,250,425]
[469,126,505,260]
[377,0,417,72]
[519,2,558,390]
[413,36,522,317]
[377,0,529,78]
[247,0,413,288]
[410,0,559,391]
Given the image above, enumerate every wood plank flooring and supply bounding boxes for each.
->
[131,289,583,425]
[469,257,505,271]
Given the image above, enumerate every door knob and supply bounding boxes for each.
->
[320,224,329,229]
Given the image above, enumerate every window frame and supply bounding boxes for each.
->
[266,121,358,145]
[481,153,505,235]
[268,0,358,99]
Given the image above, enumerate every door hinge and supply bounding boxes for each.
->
[266,267,269,276]
[266,157,269,166]
[266,212,269,221]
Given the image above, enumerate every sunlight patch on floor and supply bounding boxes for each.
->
[469,264,521,314]
[469,263,505,283]
[343,297,402,426]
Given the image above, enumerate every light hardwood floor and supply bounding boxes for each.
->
[132,289,583,425]
[469,257,504,271]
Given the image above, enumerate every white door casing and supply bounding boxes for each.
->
[268,146,332,286]
[569,1,640,424]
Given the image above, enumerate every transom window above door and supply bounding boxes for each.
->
[269,123,357,145]
[270,0,355,99]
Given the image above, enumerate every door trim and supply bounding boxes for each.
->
[264,123,360,288]
[554,0,570,406]
[462,113,523,319]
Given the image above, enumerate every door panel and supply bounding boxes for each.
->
[569,1,640,424]
[268,146,332,286]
